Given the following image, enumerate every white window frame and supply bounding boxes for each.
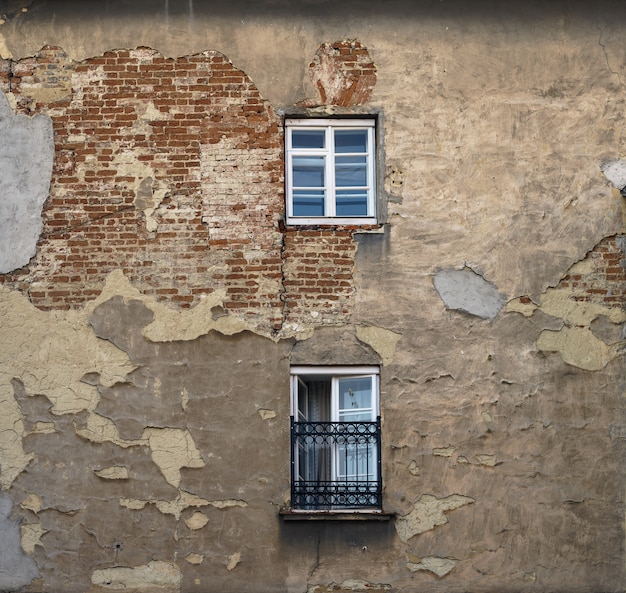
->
[290,366,380,419]
[290,366,381,511]
[285,119,377,226]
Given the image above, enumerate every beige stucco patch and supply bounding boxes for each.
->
[20,522,46,555]
[89,560,181,592]
[141,428,205,488]
[355,325,402,366]
[0,287,135,489]
[395,494,475,543]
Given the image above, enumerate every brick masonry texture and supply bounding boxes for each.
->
[299,40,377,108]
[0,44,370,331]
[556,235,626,306]
[3,43,620,333]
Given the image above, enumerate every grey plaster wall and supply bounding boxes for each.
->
[0,493,39,590]
[0,92,53,273]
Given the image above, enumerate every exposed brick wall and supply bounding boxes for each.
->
[0,46,286,329]
[299,40,377,108]
[0,43,376,331]
[555,235,626,307]
[282,229,358,326]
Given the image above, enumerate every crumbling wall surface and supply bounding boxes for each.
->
[0,2,625,593]
[0,45,285,330]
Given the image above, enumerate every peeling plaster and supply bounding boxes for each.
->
[258,408,277,420]
[532,276,625,370]
[78,418,205,487]
[0,33,12,59]
[120,491,247,520]
[433,446,456,457]
[506,252,626,370]
[75,412,141,448]
[537,326,621,371]
[89,561,181,593]
[184,511,209,530]
[96,270,250,341]
[407,460,420,476]
[94,466,129,480]
[20,522,46,555]
[185,553,203,565]
[407,556,457,577]
[20,493,42,514]
[0,284,134,487]
[395,494,475,543]
[134,176,170,232]
[142,427,205,488]
[307,580,391,593]
[355,325,402,366]
[226,551,241,571]
[476,454,497,467]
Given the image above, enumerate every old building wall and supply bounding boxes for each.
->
[0,1,625,592]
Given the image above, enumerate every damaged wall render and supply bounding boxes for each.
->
[0,2,625,592]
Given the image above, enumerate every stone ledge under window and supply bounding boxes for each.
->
[279,510,395,521]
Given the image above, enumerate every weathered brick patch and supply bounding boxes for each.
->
[0,45,371,332]
[555,234,626,307]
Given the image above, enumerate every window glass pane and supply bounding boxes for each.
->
[292,156,325,187]
[334,129,368,153]
[293,190,325,217]
[337,444,375,479]
[335,156,367,187]
[338,377,373,415]
[292,129,325,149]
[336,191,369,216]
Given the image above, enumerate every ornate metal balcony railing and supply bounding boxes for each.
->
[290,418,382,510]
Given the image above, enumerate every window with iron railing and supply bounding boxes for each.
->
[290,367,382,511]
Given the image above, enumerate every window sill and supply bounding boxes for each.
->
[279,509,394,521]
[286,217,378,226]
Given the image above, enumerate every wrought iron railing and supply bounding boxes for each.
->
[290,418,382,510]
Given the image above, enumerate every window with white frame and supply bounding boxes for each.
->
[285,119,377,225]
[289,366,382,511]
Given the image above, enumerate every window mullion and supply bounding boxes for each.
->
[327,126,335,218]
[367,126,375,217]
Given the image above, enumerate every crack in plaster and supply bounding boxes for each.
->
[598,25,622,86]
